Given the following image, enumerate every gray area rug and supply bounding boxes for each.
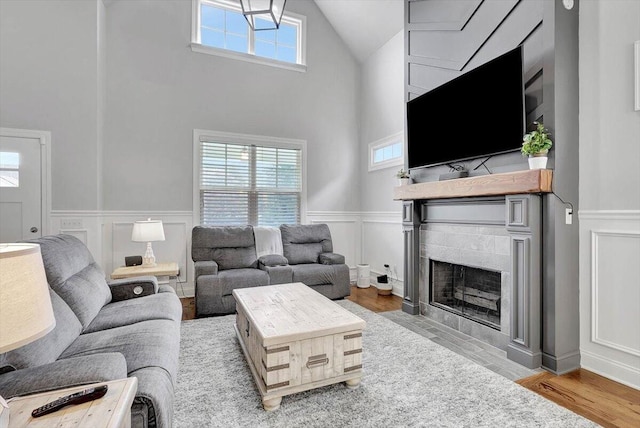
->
[174,301,595,427]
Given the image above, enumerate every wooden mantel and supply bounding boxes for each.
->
[393,169,553,200]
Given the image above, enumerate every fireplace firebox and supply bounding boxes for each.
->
[429,259,502,330]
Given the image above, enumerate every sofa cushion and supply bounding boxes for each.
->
[0,353,127,399]
[218,268,269,296]
[192,226,258,270]
[84,290,182,333]
[319,252,346,265]
[1,288,82,369]
[258,254,288,267]
[290,264,343,287]
[211,247,258,270]
[60,319,180,385]
[280,224,333,265]
[25,235,111,329]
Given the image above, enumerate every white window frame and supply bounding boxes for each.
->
[368,131,405,172]
[190,0,307,73]
[193,129,307,227]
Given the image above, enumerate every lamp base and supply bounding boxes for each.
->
[142,242,157,267]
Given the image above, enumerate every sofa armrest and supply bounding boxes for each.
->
[258,254,288,268]
[319,252,345,265]
[108,276,158,301]
[195,260,218,278]
[0,353,128,399]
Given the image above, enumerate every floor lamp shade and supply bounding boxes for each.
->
[0,243,56,354]
[240,0,286,30]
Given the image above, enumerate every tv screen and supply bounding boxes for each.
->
[407,46,524,170]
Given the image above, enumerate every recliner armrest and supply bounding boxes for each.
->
[108,276,158,301]
[195,260,218,278]
[319,252,345,265]
[0,353,127,399]
[258,254,288,268]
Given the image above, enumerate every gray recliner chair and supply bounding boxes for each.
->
[192,226,275,316]
[280,224,350,300]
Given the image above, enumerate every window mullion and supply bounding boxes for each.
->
[248,24,255,55]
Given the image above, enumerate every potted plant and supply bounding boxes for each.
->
[396,168,411,186]
[522,122,553,169]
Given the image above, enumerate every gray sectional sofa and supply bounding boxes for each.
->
[0,235,181,428]
[192,223,350,316]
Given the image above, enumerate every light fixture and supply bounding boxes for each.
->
[240,0,287,31]
[131,218,165,267]
[0,243,56,427]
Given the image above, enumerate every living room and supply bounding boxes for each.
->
[0,0,638,427]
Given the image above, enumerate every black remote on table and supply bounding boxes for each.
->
[31,385,109,418]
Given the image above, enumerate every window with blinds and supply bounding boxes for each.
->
[199,140,302,226]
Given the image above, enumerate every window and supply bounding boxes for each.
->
[195,130,306,227]
[368,132,404,172]
[0,152,19,187]
[191,0,306,72]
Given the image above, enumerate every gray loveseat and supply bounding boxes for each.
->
[192,224,350,316]
[0,235,181,428]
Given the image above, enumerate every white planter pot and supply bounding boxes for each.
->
[398,178,411,186]
[528,156,548,170]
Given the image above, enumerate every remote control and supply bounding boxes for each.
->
[31,385,109,418]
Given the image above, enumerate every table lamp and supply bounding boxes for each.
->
[0,243,56,428]
[131,219,165,267]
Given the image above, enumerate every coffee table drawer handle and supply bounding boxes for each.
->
[306,354,329,369]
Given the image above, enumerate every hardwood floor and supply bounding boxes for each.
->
[346,284,402,312]
[517,369,640,427]
[180,287,639,427]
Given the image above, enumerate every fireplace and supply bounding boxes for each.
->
[429,260,502,330]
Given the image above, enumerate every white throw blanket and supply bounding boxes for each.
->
[253,226,284,258]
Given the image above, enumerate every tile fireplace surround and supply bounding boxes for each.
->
[395,170,551,369]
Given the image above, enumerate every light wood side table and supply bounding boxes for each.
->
[7,378,137,428]
[111,262,179,292]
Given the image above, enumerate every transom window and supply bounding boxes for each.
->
[191,0,306,71]
[368,132,404,172]
[195,130,306,227]
[0,152,19,187]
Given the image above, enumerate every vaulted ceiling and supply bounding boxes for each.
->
[313,0,404,63]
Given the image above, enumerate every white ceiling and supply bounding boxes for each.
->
[313,0,404,63]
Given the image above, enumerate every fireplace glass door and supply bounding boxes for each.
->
[429,260,501,330]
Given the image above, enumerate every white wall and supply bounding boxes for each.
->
[0,0,102,210]
[103,0,360,213]
[578,0,640,389]
[357,31,405,288]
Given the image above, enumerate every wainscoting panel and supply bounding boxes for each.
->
[50,211,406,299]
[579,210,640,389]
[361,212,404,296]
[307,211,361,282]
[51,211,194,297]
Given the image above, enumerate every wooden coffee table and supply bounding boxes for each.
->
[233,282,366,411]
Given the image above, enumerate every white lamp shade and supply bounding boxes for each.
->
[0,243,56,353]
[131,219,165,242]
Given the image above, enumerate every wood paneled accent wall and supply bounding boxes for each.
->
[403,0,580,374]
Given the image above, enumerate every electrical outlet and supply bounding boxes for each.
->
[565,208,573,225]
[60,218,83,229]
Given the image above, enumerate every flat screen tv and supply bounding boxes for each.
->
[407,46,524,170]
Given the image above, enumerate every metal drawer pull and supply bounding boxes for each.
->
[306,354,329,369]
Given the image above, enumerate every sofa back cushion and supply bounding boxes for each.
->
[192,226,258,270]
[0,289,82,369]
[24,235,111,330]
[280,224,333,265]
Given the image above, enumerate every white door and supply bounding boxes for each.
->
[0,134,44,242]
